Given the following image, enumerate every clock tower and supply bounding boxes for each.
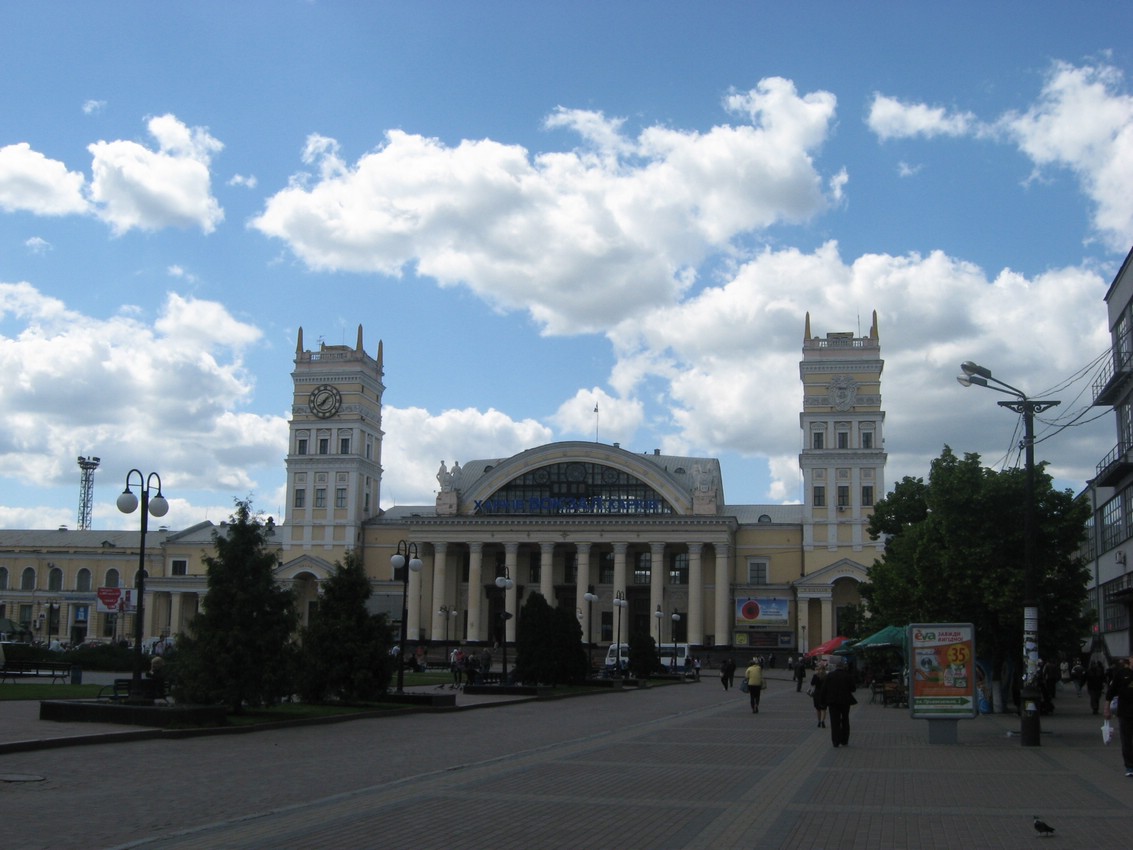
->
[283,325,384,559]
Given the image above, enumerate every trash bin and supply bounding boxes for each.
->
[70,664,82,685]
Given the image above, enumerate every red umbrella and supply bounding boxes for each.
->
[804,636,850,658]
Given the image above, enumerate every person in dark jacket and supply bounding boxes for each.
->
[1086,660,1107,715]
[1103,657,1133,777]
[820,658,857,747]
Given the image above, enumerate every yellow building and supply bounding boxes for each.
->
[0,314,886,659]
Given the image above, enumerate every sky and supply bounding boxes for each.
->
[2,2,1132,532]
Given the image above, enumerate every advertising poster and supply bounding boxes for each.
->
[734,597,790,626]
[95,587,135,614]
[908,623,977,719]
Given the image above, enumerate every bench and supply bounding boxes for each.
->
[98,677,170,703]
[0,660,72,684]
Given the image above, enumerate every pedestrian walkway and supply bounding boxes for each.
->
[2,673,1129,848]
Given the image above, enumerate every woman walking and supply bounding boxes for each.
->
[745,657,764,713]
[810,660,828,728]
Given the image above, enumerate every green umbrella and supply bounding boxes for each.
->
[853,624,907,655]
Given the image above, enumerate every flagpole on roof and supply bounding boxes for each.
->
[594,402,599,442]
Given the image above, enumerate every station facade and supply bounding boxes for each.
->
[1,314,887,660]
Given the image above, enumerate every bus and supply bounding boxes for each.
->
[604,642,692,675]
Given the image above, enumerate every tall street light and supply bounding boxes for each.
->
[439,605,458,655]
[583,588,598,675]
[613,590,628,676]
[671,610,681,645]
[390,541,423,694]
[495,568,514,686]
[116,470,169,704]
[654,604,665,672]
[958,360,1060,747]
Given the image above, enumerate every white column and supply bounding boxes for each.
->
[575,542,592,637]
[467,542,482,642]
[429,542,448,642]
[713,544,731,648]
[821,596,834,643]
[540,541,555,604]
[687,543,703,646]
[504,542,518,643]
[650,541,665,628]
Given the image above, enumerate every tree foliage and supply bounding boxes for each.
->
[627,627,657,678]
[174,499,299,712]
[515,592,588,685]
[296,549,394,703]
[861,447,1092,675]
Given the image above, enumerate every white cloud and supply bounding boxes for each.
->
[25,236,52,254]
[549,388,644,445]
[867,93,977,140]
[87,114,225,234]
[0,143,89,215]
[228,173,257,188]
[381,405,553,506]
[251,77,840,335]
[82,100,106,116]
[1001,60,1133,252]
[606,242,1110,500]
[0,283,278,528]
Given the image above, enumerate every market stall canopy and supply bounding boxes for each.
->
[804,635,850,657]
[853,625,908,654]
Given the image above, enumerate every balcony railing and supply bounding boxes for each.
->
[1093,340,1133,406]
[1096,441,1133,487]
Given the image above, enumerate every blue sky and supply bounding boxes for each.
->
[2,2,1132,530]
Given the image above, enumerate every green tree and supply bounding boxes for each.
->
[862,447,1091,689]
[515,592,588,685]
[174,499,299,713]
[296,549,394,702]
[627,628,657,679]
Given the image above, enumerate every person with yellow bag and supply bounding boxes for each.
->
[744,657,764,714]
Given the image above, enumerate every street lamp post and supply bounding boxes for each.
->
[613,590,628,676]
[390,541,423,694]
[958,360,1060,747]
[439,605,458,655]
[495,568,514,686]
[654,604,665,672]
[671,610,681,645]
[583,588,598,675]
[116,469,169,705]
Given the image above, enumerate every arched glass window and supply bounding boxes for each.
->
[48,567,64,592]
[0,566,7,590]
[76,569,92,592]
[105,568,120,589]
[477,462,675,516]
[21,567,36,590]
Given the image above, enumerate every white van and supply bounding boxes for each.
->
[604,642,692,675]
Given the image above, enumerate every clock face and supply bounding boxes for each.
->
[308,384,342,419]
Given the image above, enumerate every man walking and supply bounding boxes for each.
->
[745,658,764,713]
[1103,657,1133,777]
[820,658,857,747]
[794,658,807,692]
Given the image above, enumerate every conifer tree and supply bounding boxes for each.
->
[174,499,298,713]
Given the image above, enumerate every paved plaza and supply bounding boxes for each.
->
[2,671,1130,849]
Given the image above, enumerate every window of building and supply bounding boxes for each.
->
[564,552,577,585]
[106,568,120,588]
[21,567,36,590]
[862,431,873,449]
[335,487,347,508]
[318,438,329,455]
[76,568,91,592]
[862,485,874,506]
[747,559,769,585]
[599,552,615,584]
[49,568,63,592]
[633,552,651,584]
[340,437,350,454]
[837,485,850,508]
[813,485,826,507]
[837,431,849,449]
[812,431,824,449]
[601,611,613,642]
[294,488,306,508]
[1103,496,1123,550]
[297,438,308,455]
[314,488,327,508]
[365,439,372,460]
[670,552,689,585]
[529,550,541,584]
[364,492,371,513]
[19,603,33,630]
[172,559,188,577]
[0,566,6,590]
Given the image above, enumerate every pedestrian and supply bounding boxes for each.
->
[745,657,764,713]
[794,657,807,692]
[1040,658,1058,714]
[450,646,464,689]
[720,657,735,691]
[820,657,857,747]
[1070,660,1086,697]
[694,656,701,680]
[1086,660,1107,715]
[810,661,828,728]
[1102,657,1133,777]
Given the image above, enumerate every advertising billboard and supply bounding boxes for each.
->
[734,597,790,626]
[908,623,977,719]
